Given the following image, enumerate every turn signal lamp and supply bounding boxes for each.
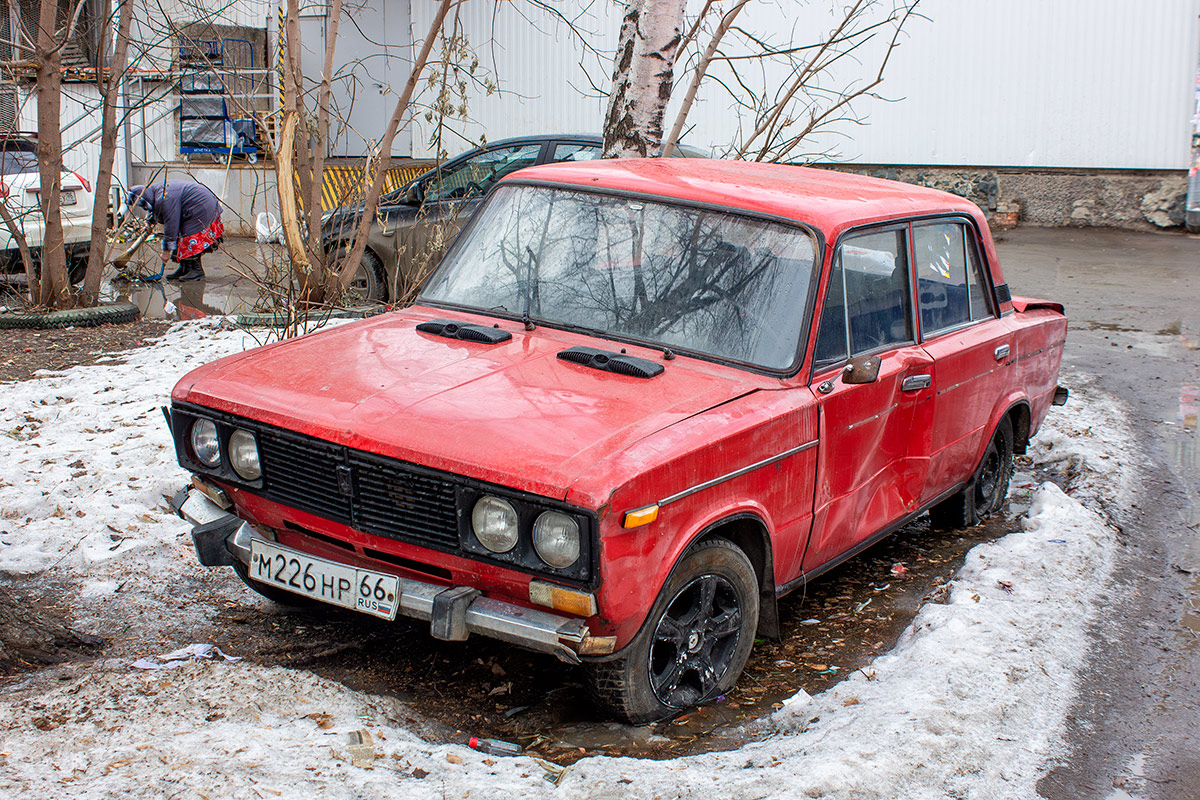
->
[622,504,659,529]
[529,581,597,617]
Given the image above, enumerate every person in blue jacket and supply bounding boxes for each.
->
[128,181,224,281]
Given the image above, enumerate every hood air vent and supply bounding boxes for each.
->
[557,346,664,379]
[416,319,512,344]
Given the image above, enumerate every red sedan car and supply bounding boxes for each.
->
[168,160,1067,722]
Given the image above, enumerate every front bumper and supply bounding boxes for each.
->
[170,486,597,664]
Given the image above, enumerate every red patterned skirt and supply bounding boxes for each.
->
[176,217,225,260]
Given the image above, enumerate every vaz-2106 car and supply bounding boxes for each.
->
[169,160,1067,722]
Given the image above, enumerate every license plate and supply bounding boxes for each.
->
[249,539,400,620]
[61,190,77,206]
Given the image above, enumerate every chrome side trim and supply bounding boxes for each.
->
[659,439,818,507]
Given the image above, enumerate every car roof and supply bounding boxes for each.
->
[503,158,985,237]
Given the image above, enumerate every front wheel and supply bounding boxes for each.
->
[232,560,319,607]
[929,415,1014,530]
[586,539,759,723]
[328,245,387,305]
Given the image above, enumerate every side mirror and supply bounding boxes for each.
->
[403,181,425,205]
[842,355,882,385]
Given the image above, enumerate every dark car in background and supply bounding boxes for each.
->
[320,134,706,302]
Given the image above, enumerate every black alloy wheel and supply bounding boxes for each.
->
[586,539,759,723]
[929,415,1014,529]
[648,573,745,708]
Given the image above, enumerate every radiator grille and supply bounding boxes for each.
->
[257,428,459,549]
[351,454,460,547]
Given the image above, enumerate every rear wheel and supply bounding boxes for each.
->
[929,415,1014,530]
[587,539,758,723]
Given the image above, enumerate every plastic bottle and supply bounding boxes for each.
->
[468,736,523,756]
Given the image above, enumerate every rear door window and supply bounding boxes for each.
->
[914,221,993,336]
[552,143,601,162]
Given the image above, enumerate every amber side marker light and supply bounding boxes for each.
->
[191,475,231,509]
[529,580,597,617]
[622,504,659,529]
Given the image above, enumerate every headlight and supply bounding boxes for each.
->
[228,429,261,480]
[472,496,518,553]
[190,419,220,467]
[533,511,580,568]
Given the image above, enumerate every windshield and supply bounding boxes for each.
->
[421,185,818,370]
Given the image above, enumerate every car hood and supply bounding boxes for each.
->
[173,307,773,502]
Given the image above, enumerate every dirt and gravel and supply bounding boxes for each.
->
[0,322,170,383]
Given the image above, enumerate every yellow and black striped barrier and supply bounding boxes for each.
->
[311,164,431,211]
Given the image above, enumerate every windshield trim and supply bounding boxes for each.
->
[418,179,826,379]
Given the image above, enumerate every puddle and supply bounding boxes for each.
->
[110,275,246,321]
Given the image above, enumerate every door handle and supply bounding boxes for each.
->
[994,344,1010,361]
[901,374,932,392]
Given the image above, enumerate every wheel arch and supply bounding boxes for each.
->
[1006,400,1032,455]
[692,513,780,640]
[589,510,779,663]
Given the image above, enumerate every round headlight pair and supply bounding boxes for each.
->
[532,511,580,569]
[189,420,260,480]
[190,419,220,467]
[470,496,580,569]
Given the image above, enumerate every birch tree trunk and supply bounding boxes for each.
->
[82,0,133,307]
[35,0,70,308]
[601,0,687,159]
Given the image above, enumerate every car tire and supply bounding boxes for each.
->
[929,415,1014,530]
[67,253,89,285]
[232,560,320,607]
[0,301,139,330]
[329,245,387,305]
[586,539,759,723]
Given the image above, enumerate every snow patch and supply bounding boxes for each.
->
[0,330,1137,799]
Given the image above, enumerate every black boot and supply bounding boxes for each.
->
[177,266,205,282]
[166,264,189,280]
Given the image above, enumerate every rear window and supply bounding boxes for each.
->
[0,150,39,176]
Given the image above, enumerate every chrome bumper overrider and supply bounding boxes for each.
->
[170,487,593,663]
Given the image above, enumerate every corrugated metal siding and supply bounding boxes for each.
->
[16,84,129,187]
[412,0,1198,170]
[819,0,1200,169]
[409,1,617,158]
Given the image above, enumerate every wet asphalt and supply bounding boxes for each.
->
[993,228,1200,800]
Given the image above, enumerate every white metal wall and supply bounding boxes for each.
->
[829,0,1200,169]
[412,0,1200,170]
[16,84,129,191]
[409,1,617,158]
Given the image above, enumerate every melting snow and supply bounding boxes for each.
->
[0,323,1135,799]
